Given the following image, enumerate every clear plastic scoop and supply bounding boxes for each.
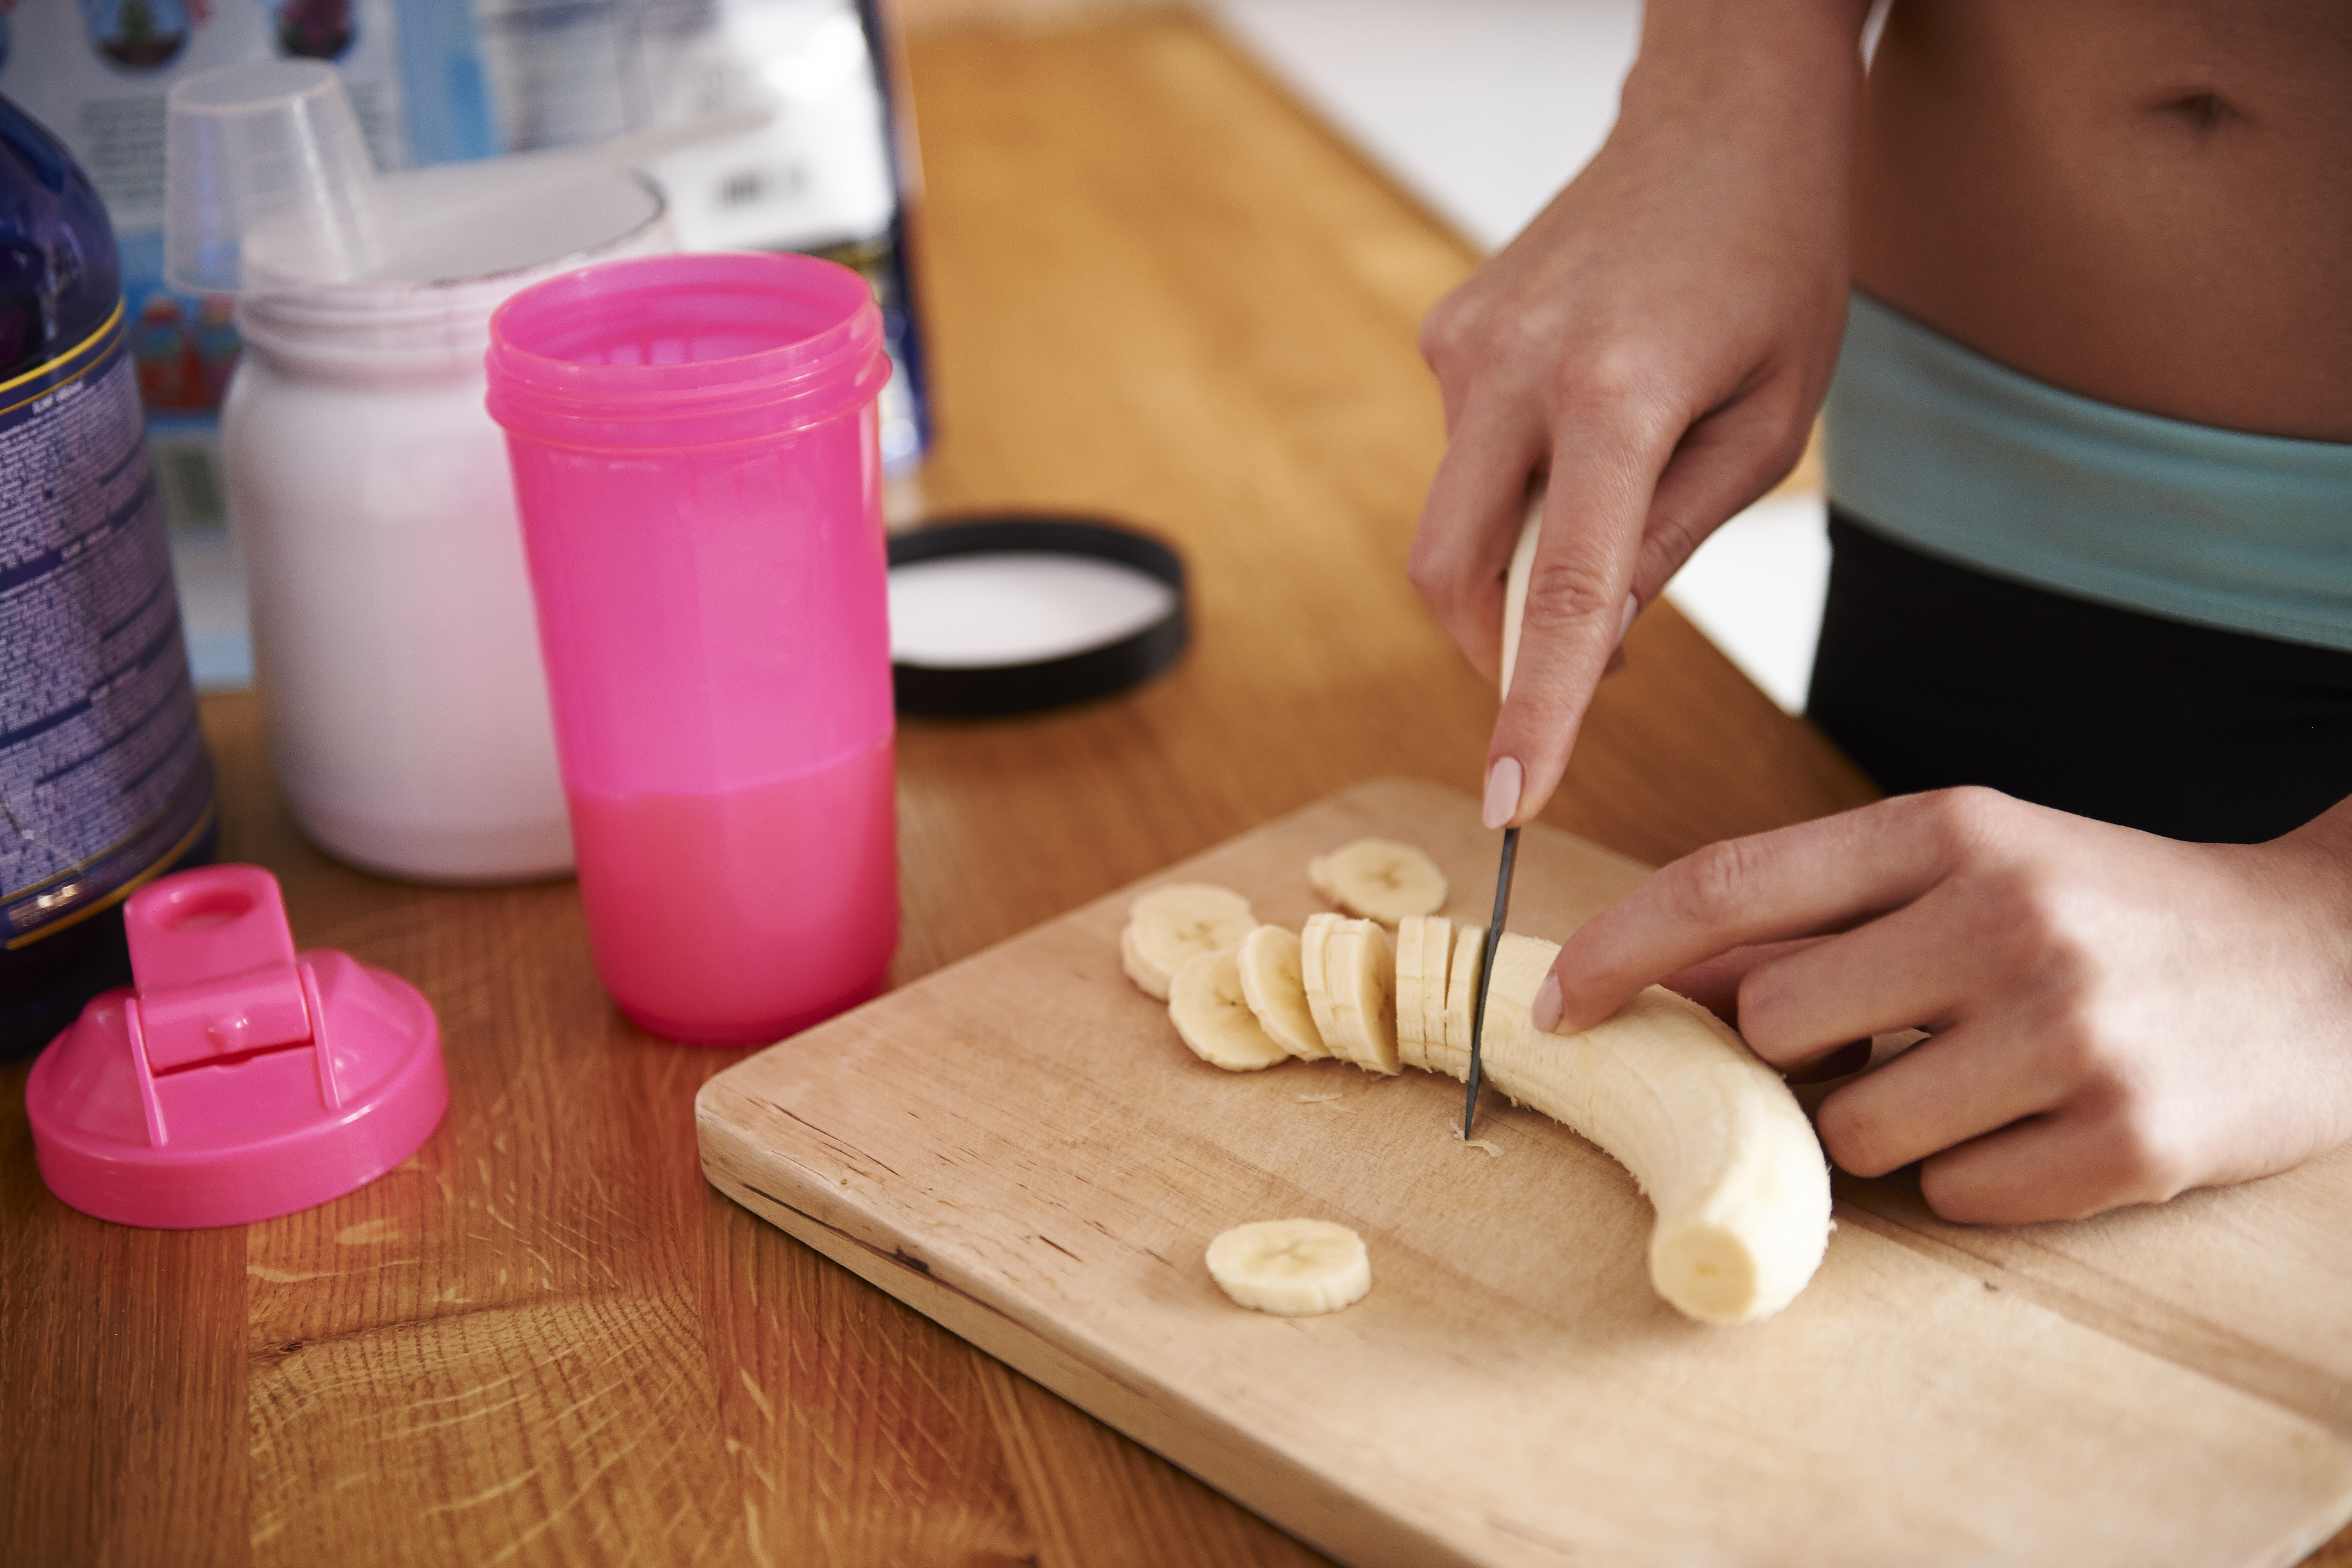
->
[164,59,384,293]
[164,60,771,294]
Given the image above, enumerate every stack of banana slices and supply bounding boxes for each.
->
[1122,840,1447,1074]
[1119,839,1833,1327]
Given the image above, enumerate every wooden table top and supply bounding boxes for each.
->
[5,13,2341,1565]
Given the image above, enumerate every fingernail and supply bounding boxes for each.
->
[1531,973,1563,1033]
[1616,592,1639,645]
[1482,756,1523,830]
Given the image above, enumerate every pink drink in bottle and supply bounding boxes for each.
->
[486,253,897,1044]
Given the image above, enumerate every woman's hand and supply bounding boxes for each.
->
[1411,0,1871,830]
[1534,787,2352,1224]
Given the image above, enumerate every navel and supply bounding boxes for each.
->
[2153,89,2240,134]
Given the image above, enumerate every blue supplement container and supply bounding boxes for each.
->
[0,93,217,1056]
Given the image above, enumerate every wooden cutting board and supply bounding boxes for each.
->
[697,777,2352,1568]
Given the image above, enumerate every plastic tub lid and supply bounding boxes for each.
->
[887,515,1188,717]
[23,865,447,1229]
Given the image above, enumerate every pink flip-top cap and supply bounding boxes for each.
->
[24,865,446,1228]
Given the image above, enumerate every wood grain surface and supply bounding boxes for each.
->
[4,12,2344,1566]
[701,777,2352,1568]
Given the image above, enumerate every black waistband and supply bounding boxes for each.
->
[1807,509,2352,843]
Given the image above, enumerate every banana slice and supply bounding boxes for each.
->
[1322,919,1400,1074]
[1319,921,1367,1066]
[1205,1218,1372,1316]
[1167,948,1292,1071]
[1236,925,1329,1060]
[1299,912,1344,1051]
[1308,838,1448,925]
[1419,917,1455,1066]
[1394,915,1436,1071]
[1122,883,1256,1001]
[1438,923,1484,1065]
[1428,934,1832,1326]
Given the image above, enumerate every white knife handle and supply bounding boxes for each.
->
[1497,489,1545,701]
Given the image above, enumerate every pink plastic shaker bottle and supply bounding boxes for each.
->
[485,252,898,1045]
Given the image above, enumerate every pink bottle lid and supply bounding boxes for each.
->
[24,865,447,1228]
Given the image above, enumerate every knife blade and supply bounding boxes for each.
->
[1465,493,1546,1140]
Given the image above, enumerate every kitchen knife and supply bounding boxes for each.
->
[1465,493,1546,1140]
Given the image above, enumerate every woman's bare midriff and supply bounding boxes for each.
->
[1851,0,2352,442]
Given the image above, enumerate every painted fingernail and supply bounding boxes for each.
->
[1483,756,1523,830]
[1531,973,1563,1033]
[1616,592,1639,645]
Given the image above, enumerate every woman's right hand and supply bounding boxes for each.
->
[1410,0,1873,830]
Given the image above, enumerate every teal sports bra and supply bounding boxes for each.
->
[1822,291,2352,652]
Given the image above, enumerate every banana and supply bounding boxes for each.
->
[1308,838,1448,925]
[1299,912,1344,1051]
[1205,1218,1372,1316]
[1437,923,1483,1067]
[1115,850,1832,1324]
[1429,933,1832,1326]
[1167,948,1293,1071]
[1394,915,1437,1071]
[1122,883,1257,1001]
[1236,924,1330,1060]
[1417,916,1454,1069]
[1321,919,1400,1074]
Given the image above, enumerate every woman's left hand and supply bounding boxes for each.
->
[1534,786,2352,1223]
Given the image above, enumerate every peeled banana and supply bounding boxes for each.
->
[1205,1218,1372,1316]
[1117,849,1833,1325]
[1167,948,1292,1071]
[1435,933,1832,1326]
[1308,838,1448,925]
[1122,884,1257,1001]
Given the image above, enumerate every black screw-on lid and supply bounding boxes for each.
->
[887,515,1188,718]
